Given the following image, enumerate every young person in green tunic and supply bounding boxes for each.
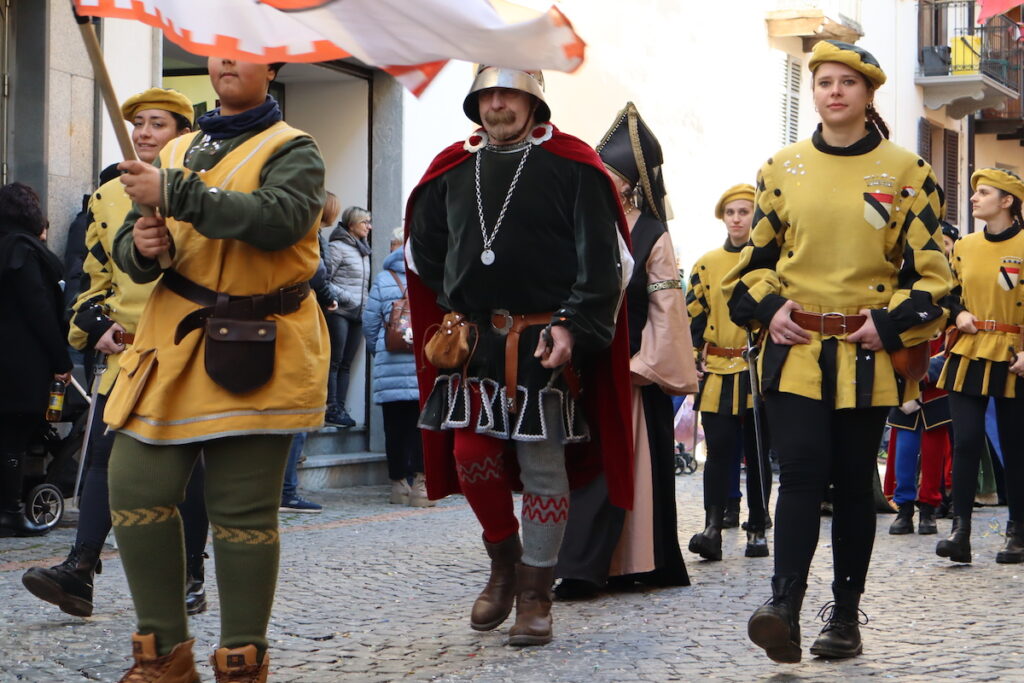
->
[108,59,327,683]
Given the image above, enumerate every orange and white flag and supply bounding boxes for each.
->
[73,0,585,95]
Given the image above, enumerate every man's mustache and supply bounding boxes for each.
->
[483,110,516,126]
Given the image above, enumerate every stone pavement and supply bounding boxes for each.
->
[2,471,1023,682]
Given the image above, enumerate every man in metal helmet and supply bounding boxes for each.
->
[404,65,634,647]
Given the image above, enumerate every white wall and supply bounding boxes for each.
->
[100,19,161,170]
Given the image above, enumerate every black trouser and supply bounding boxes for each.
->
[701,410,771,528]
[76,392,208,566]
[326,314,362,408]
[949,392,1024,525]
[381,400,424,481]
[766,392,888,593]
[0,413,37,513]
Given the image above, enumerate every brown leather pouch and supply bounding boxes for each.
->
[891,341,930,383]
[204,317,277,394]
[423,312,476,370]
[943,325,960,357]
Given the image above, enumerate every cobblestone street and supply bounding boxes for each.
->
[2,470,1023,682]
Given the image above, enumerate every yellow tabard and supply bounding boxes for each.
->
[104,122,329,444]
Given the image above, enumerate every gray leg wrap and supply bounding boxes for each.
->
[516,393,570,567]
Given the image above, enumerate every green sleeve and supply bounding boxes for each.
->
[112,207,164,284]
[162,136,326,251]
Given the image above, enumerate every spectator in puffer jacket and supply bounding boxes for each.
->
[324,205,371,428]
[362,228,433,507]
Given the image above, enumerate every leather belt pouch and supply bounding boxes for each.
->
[204,317,277,394]
[424,312,476,370]
[891,341,929,383]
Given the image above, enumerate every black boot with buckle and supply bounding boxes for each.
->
[996,520,1024,564]
[21,544,102,617]
[936,516,972,563]
[809,585,867,659]
[888,502,914,535]
[916,502,938,535]
[748,575,806,663]
[688,506,723,561]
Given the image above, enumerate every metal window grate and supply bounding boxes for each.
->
[918,118,933,164]
[943,128,959,222]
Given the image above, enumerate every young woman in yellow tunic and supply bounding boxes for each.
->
[108,59,327,683]
[936,168,1024,565]
[724,41,952,663]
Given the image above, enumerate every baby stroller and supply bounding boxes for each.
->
[673,395,702,476]
[18,375,90,532]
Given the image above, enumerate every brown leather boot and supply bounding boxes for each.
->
[508,564,555,646]
[117,633,199,683]
[471,533,522,631]
[211,645,269,683]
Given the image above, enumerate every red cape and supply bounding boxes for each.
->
[404,125,635,510]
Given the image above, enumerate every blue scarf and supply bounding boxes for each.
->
[197,95,282,140]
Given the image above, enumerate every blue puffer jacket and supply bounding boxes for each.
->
[362,247,419,404]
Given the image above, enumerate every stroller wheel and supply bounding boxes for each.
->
[25,483,63,531]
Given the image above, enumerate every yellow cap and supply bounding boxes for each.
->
[715,183,755,220]
[808,40,886,89]
[121,88,194,126]
[971,168,1024,202]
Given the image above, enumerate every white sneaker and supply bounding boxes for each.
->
[409,473,436,508]
[390,480,411,505]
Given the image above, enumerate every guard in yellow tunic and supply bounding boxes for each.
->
[936,168,1024,565]
[724,41,952,663]
[20,88,211,620]
[107,59,327,683]
[686,183,771,561]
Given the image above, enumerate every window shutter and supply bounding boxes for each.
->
[918,118,932,164]
[780,55,801,146]
[943,128,959,222]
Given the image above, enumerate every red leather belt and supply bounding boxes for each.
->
[791,311,867,336]
[704,344,746,358]
[975,319,1022,335]
[490,311,579,413]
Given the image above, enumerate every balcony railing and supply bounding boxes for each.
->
[918,0,1022,92]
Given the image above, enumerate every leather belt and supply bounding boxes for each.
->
[163,269,310,344]
[791,310,866,336]
[490,310,579,413]
[704,343,746,358]
[112,331,135,346]
[976,319,1022,335]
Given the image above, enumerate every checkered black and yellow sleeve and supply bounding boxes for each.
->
[872,170,954,350]
[69,193,115,351]
[722,164,785,330]
[686,256,709,350]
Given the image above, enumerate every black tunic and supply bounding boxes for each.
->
[410,143,622,441]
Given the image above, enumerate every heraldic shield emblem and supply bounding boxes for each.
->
[864,192,893,230]
[999,256,1021,291]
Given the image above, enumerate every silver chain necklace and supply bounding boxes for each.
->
[474,144,532,266]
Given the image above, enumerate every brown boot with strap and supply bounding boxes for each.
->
[211,645,269,683]
[470,533,522,631]
[117,633,199,683]
[508,564,555,646]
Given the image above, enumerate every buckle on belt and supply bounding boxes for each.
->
[492,309,513,336]
[980,319,998,332]
[820,312,847,334]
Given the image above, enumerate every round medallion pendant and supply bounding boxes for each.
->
[480,249,495,265]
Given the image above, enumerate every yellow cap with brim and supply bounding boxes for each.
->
[715,183,755,220]
[808,40,887,89]
[121,88,194,127]
[971,168,1024,202]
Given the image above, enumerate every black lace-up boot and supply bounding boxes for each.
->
[748,575,806,663]
[22,544,103,617]
[809,585,867,659]
[688,506,723,561]
[996,520,1024,564]
[936,516,972,563]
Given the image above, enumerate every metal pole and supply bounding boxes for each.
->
[744,330,772,523]
[70,354,105,510]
